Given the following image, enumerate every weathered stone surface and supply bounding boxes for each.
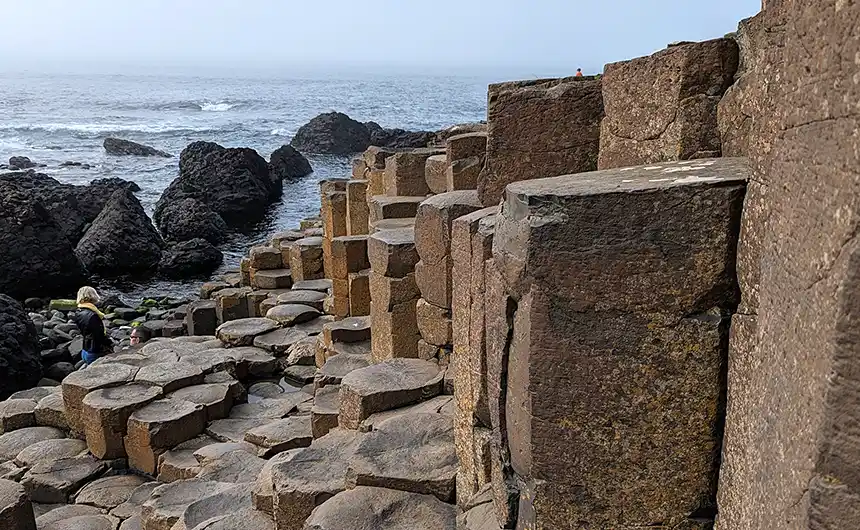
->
[35,504,103,529]
[478,76,604,206]
[276,290,326,312]
[292,279,332,293]
[424,154,448,195]
[216,318,279,346]
[81,384,163,459]
[370,300,420,362]
[192,441,257,466]
[34,392,68,430]
[74,474,150,510]
[322,316,372,345]
[155,436,213,483]
[321,190,348,245]
[288,237,325,282]
[15,438,86,467]
[0,426,65,462]
[0,399,37,433]
[0,478,36,530]
[213,287,251,323]
[249,246,283,271]
[205,419,271,444]
[266,305,321,326]
[271,429,362,530]
[329,235,369,280]
[346,180,370,236]
[21,455,107,503]
[253,327,309,356]
[252,269,293,290]
[62,363,139,434]
[457,486,500,530]
[383,149,441,196]
[9,387,53,401]
[446,132,487,192]
[314,354,371,390]
[179,350,239,376]
[125,399,207,475]
[368,196,425,225]
[196,449,265,483]
[368,227,419,279]
[141,479,232,530]
[253,450,301,515]
[358,395,453,433]
[229,394,310,420]
[369,271,420,312]
[111,481,159,519]
[244,416,313,457]
[311,385,340,439]
[339,359,443,430]
[598,39,739,170]
[168,383,233,423]
[369,217,416,234]
[416,298,452,346]
[41,514,120,530]
[135,362,203,393]
[304,486,457,530]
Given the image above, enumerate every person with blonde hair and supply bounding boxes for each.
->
[72,286,112,365]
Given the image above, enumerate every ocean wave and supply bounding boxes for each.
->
[200,101,236,112]
[270,128,293,136]
[0,122,219,136]
[113,100,241,112]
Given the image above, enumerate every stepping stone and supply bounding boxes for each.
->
[21,455,107,503]
[184,507,274,530]
[293,315,334,335]
[370,217,417,233]
[192,442,257,466]
[0,478,36,530]
[34,393,68,430]
[125,399,207,476]
[196,449,266,483]
[202,372,247,403]
[73,474,150,510]
[250,246,283,270]
[171,483,254,530]
[35,504,102,529]
[134,362,204,393]
[156,435,216,483]
[368,227,419,278]
[141,479,233,530]
[265,304,321,326]
[110,481,160,519]
[313,354,371,390]
[205,419,271,444]
[316,341,372,368]
[346,413,457,502]
[0,399,37,433]
[228,395,310,420]
[253,269,293,290]
[81,384,163,459]
[168,384,233,423]
[311,385,340,439]
[15,438,87,467]
[271,429,363,529]
[0,426,65,461]
[41,514,119,530]
[245,416,313,457]
[359,395,453,433]
[322,316,372,344]
[252,450,301,515]
[282,365,317,385]
[305,486,457,530]
[286,337,318,367]
[292,279,332,293]
[9,387,53,401]
[61,364,139,433]
[276,290,326,311]
[227,347,278,378]
[179,350,239,375]
[216,318,279,347]
[338,358,443,429]
[253,328,309,356]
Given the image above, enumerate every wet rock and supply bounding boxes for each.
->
[305,486,456,530]
[291,112,371,155]
[21,455,108,503]
[322,316,371,344]
[158,239,223,279]
[73,474,151,510]
[8,156,36,169]
[104,138,172,158]
[269,145,313,180]
[248,382,285,399]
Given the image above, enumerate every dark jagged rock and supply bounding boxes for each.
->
[0,187,88,299]
[154,142,279,227]
[8,156,36,170]
[75,189,164,276]
[0,295,43,399]
[366,122,434,149]
[291,112,371,155]
[157,198,227,244]
[103,137,172,158]
[269,145,313,180]
[159,239,224,279]
[90,177,141,193]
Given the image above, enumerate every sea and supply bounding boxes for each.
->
[0,69,491,300]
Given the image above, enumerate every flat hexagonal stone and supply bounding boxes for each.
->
[311,385,340,439]
[21,455,108,503]
[196,449,266,483]
[293,315,335,336]
[322,316,372,344]
[41,514,120,530]
[252,450,301,515]
[313,354,371,390]
[227,347,277,378]
[35,504,103,529]
[192,442,257,466]
[358,395,453,433]
[141,340,208,356]
[135,362,204,393]
[346,413,456,502]
[61,364,140,433]
[0,478,36,530]
[205,418,271,444]
[253,328,309,356]
[110,481,160,519]
[141,479,233,530]
[186,507,274,530]
[216,318,280,346]
[171,483,254,530]
[0,426,66,461]
[9,387,53,401]
[338,358,443,430]
[282,365,317,385]
[156,435,216,484]
[265,305,321,326]
[34,393,68,431]
[125,399,207,476]
[291,279,332,292]
[120,515,142,530]
[304,486,457,530]
[244,416,312,457]
[178,350,239,375]
[73,474,150,510]
[0,399,37,434]
[15,438,87,467]
[81,384,163,459]
[276,290,326,311]
[168,384,233,423]
[228,395,310,420]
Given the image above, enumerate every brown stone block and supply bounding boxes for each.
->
[214,287,252,323]
[270,230,305,248]
[368,195,425,225]
[330,235,370,280]
[240,258,251,286]
[289,236,324,282]
[478,76,604,207]
[62,364,139,435]
[125,399,207,475]
[447,132,487,161]
[363,146,398,170]
[368,227,419,278]
[252,269,293,290]
[446,156,483,192]
[365,169,385,200]
[346,180,370,236]
[322,190,348,240]
[368,271,419,312]
[598,38,739,170]
[81,385,162,459]
[415,258,451,311]
[322,236,333,280]
[249,246,283,271]
[370,299,420,362]
[348,269,371,317]
[351,157,369,179]
[424,154,448,195]
[331,278,351,318]
[369,217,416,234]
[186,300,217,337]
[0,479,36,530]
[320,178,349,194]
[416,298,452,346]
[246,291,270,318]
[383,149,441,196]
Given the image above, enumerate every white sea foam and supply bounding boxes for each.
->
[199,101,235,112]
[0,122,214,134]
[270,128,292,136]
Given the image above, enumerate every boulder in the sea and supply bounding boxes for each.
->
[103,137,172,158]
[8,156,36,170]
[0,295,43,399]
[157,198,227,244]
[291,112,371,155]
[75,188,164,276]
[154,142,279,227]
[366,122,434,149]
[158,238,224,279]
[269,145,313,180]
[0,186,88,299]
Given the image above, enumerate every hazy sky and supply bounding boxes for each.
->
[0,0,760,76]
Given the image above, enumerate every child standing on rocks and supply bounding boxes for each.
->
[72,286,112,365]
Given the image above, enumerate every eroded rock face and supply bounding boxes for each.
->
[0,296,43,399]
[269,145,313,180]
[157,198,228,244]
[290,112,371,155]
[104,138,172,158]
[0,478,36,530]
[158,239,224,279]
[305,486,457,530]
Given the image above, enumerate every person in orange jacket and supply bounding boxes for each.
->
[575,68,583,77]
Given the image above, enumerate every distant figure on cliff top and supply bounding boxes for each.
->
[576,68,583,77]
[72,286,112,366]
